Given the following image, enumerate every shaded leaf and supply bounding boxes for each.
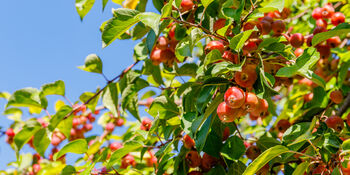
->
[54,139,88,160]
[78,54,103,74]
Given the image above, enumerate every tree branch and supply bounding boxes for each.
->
[337,92,350,116]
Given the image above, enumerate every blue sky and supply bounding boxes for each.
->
[0,1,154,170]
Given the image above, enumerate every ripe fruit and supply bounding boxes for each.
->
[331,12,345,26]
[312,7,322,20]
[84,123,93,131]
[306,35,313,47]
[316,44,331,59]
[347,113,350,126]
[185,150,201,168]
[244,92,259,112]
[304,93,314,102]
[6,128,15,137]
[183,134,195,149]
[313,26,327,35]
[251,98,269,117]
[201,153,217,172]
[341,161,350,175]
[321,4,334,19]
[217,102,240,123]
[120,154,136,169]
[258,20,272,35]
[271,20,285,34]
[51,135,61,146]
[105,122,115,133]
[327,36,341,48]
[205,41,225,54]
[140,118,152,131]
[110,142,123,151]
[312,164,326,175]
[222,50,238,64]
[72,118,81,127]
[156,36,169,50]
[146,152,157,167]
[169,25,176,40]
[115,118,125,127]
[242,41,258,54]
[33,164,41,173]
[188,171,203,175]
[243,21,256,31]
[180,0,194,12]
[246,145,261,160]
[330,90,343,104]
[316,18,327,28]
[289,33,304,48]
[235,64,258,88]
[294,48,304,57]
[224,87,245,109]
[214,18,226,31]
[326,115,344,132]
[276,119,291,133]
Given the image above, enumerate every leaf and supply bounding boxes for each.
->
[41,80,65,96]
[102,9,140,47]
[78,54,103,74]
[259,0,285,12]
[102,0,108,11]
[48,105,73,132]
[229,30,254,52]
[292,162,309,175]
[242,145,289,175]
[0,92,10,100]
[177,63,198,77]
[342,139,350,150]
[195,115,213,152]
[204,49,222,66]
[57,114,74,139]
[312,23,350,46]
[148,96,179,119]
[108,140,143,167]
[7,88,43,109]
[102,83,119,117]
[80,91,100,113]
[75,0,96,20]
[54,139,88,161]
[202,0,214,8]
[285,117,317,146]
[160,0,173,17]
[136,12,161,34]
[33,128,50,157]
[122,0,140,9]
[221,135,246,160]
[14,120,41,152]
[61,165,76,175]
[207,165,226,175]
[175,37,192,62]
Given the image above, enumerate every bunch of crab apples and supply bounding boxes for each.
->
[217,86,269,123]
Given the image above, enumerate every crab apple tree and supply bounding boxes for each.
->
[1,0,350,175]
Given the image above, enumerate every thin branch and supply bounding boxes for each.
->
[337,92,350,116]
[240,1,258,28]
[288,150,318,160]
[102,73,109,82]
[283,9,310,23]
[44,109,51,118]
[233,121,244,140]
[163,17,228,42]
[199,7,207,26]
[63,60,140,120]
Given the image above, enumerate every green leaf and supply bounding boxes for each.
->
[312,23,350,46]
[136,12,161,34]
[57,114,74,139]
[108,140,143,167]
[148,96,179,119]
[285,117,317,146]
[204,49,222,66]
[242,145,289,175]
[259,0,285,12]
[102,83,119,117]
[102,9,140,47]
[48,105,73,132]
[292,162,309,175]
[80,91,100,113]
[54,139,88,161]
[75,0,95,20]
[207,165,226,175]
[41,80,65,96]
[161,0,173,18]
[229,30,254,52]
[177,63,198,77]
[342,139,350,150]
[7,88,43,109]
[33,128,50,157]
[175,37,192,62]
[14,120,41,151]
[78,54,103,74]
[61,165,76,175]
[195,115,213,151]
[221,135,246,160]
[87,141,103,155]
[202,0,214,8]
[102,0,108,11]
[0,92,10,100]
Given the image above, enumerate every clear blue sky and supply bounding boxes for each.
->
[0,1,155,169]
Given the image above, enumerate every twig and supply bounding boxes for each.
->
[63,60,140,120]
[102,73,109,82]
[334,1,343,9]
[339,38,348,49]
[337,92,350,116]
[233,121,244,140]
[288,150,318,160]
[283,9,310,23]
[44,109,51,118]
[240,1,258,28]
[63,96,74,106]
[162,17,228,42]
[199,7,207,26]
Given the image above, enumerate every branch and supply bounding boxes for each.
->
[163,17,228,42]
[240,1,258,28]
[63,60,140,120]
[283,9,310,23]
[337,92,350,116]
